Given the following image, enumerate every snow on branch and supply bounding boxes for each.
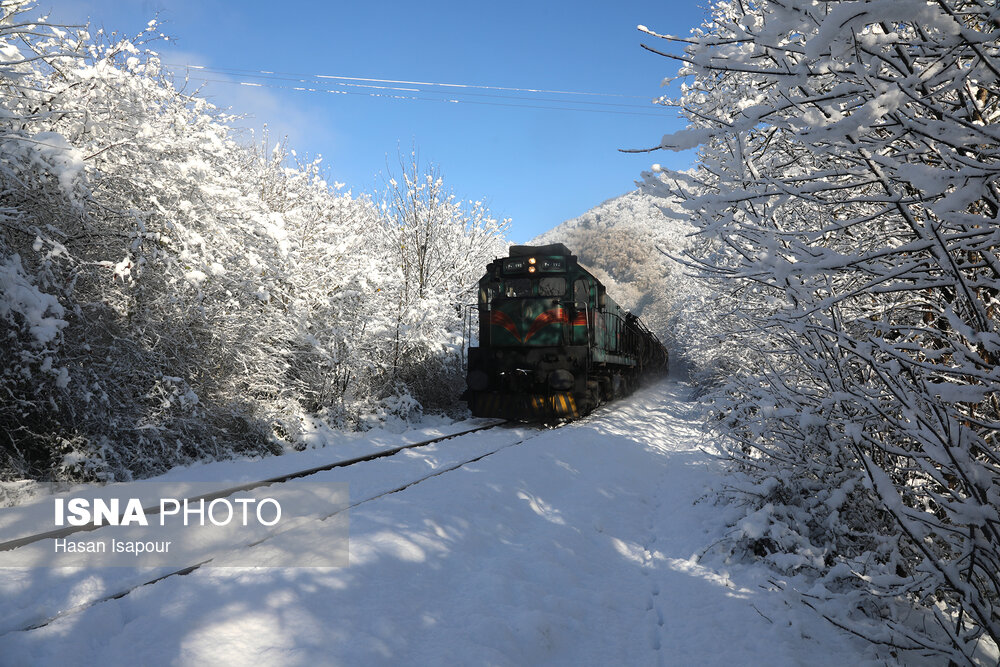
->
[640,0,1000,662]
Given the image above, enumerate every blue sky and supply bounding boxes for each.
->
[32,1,707,241]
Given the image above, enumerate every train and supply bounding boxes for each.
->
[463,243,667,421]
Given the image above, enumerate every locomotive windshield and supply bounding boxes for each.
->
[538,277,566,296]
[504,279,531,297]
[482,277,567,299]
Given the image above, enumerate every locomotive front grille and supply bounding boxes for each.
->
[469,391,579,420]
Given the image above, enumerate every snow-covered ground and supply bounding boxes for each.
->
[0,380,881,666]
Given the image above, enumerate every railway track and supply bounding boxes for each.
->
[0,418,544,636]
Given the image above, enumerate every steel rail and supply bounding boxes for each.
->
[8,426,531,635]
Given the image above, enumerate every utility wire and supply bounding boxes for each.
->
[166,63,649,99]
[181,76,667,117]
[164,62,667,117]
[177,67,656,109]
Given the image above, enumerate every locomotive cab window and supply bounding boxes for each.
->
[479,281,500,305]
[505,279,531,297]
[538,277,566,297]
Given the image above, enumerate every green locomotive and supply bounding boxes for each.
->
[464,243,667,420]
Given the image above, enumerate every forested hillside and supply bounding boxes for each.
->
[0,2,506,482]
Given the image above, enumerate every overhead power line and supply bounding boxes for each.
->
[168,63,648,98]
[180,66,653,108]
[163,63,667,117]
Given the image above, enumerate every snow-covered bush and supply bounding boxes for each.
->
[0,5,301,479]
[640,0,1000,662]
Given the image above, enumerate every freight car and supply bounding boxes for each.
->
[463,243,667,420]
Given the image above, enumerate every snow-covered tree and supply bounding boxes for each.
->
[0,4,433,479]
[1,1,512,481]
[0,6,310,478]
[640,0,1000,662]
[374,151,509,415]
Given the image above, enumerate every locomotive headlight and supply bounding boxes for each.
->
[528,266,536,273]
[528,257,536,265]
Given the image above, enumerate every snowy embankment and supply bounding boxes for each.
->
[0,381,880,665]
